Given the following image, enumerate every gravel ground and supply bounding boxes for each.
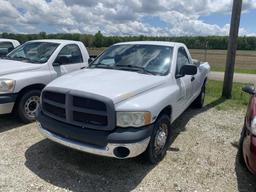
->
[0,104,256,192]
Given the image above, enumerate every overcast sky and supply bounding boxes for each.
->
[1,0,256,36]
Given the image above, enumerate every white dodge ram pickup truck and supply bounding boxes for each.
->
[37,41,210,163]
[0,39,89,123]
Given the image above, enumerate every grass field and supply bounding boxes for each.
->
[88,48,256,74]
[205,80,250,110]
[190,49,256,74]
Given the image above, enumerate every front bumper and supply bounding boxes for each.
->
[0,93,17,114]
[37,109,153,159]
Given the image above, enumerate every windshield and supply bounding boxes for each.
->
[90,44,173,75]
[6,42,59,64]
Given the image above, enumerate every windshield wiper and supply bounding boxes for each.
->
[7,56,38,63]
[1,55,16,60]
[1,56,22,61]
[115,64,156,75]
[90,63,158,75]
[14,56,31,61]
[1,56,10,59]
[90,63,115,69]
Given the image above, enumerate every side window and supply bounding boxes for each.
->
[56,44,83,64]
[176,47,190,76]
[0,42,14,56]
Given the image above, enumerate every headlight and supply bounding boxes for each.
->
[117,112,152,127]
[0,79,15,93]
[250,117,256,135]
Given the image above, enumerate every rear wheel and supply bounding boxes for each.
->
[17,90,41,123]
[144,114,172,164]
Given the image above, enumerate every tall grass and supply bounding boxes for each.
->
[205,80,251,110]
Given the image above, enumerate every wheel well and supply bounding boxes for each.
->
[13,84,45,111]
[200,78,207,91]
[17,84,45,97]
[204,78,207,84]
[158,105,172,121]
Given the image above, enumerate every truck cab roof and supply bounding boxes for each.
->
[27,39,83,45]
[0,38,18,41]
[0,38,20,46]
[114,41,185,47]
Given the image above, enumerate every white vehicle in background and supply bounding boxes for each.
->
[37,41,210,164]
[0,39,20,57]
[0,39,89,123]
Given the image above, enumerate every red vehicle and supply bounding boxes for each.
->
[239,85,256,174]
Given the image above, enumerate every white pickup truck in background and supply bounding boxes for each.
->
[0,38,20,57]
[37,41,210,164]
[0,39,89,123]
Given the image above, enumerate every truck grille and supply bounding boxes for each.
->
[43,102,66,119]
[41,90,115,131]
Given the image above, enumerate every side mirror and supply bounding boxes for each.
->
[180,65,197,76]
[242,85,256,95]
[53,56,69,66]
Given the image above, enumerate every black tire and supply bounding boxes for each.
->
[17,89,41,123]
[238,127,246,166]
[143,114,172,164]
[192,83,206,108]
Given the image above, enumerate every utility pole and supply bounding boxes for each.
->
[222,0,243,99]
[204,41,208,62]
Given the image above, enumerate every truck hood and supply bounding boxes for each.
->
[49,69,168,104]
[0,59,41,76]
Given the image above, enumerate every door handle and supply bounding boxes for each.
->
[191,77,195,82]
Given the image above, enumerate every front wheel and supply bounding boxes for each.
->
[17,90,41,123]
[143,114,172,164]
[238,127,246,166]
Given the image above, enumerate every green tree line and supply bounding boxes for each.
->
[1,31,256,50]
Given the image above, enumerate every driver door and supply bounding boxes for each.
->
[53,44,84,77]
[175,47,193,111]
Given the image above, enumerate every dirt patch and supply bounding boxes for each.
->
[0,105,255,192]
